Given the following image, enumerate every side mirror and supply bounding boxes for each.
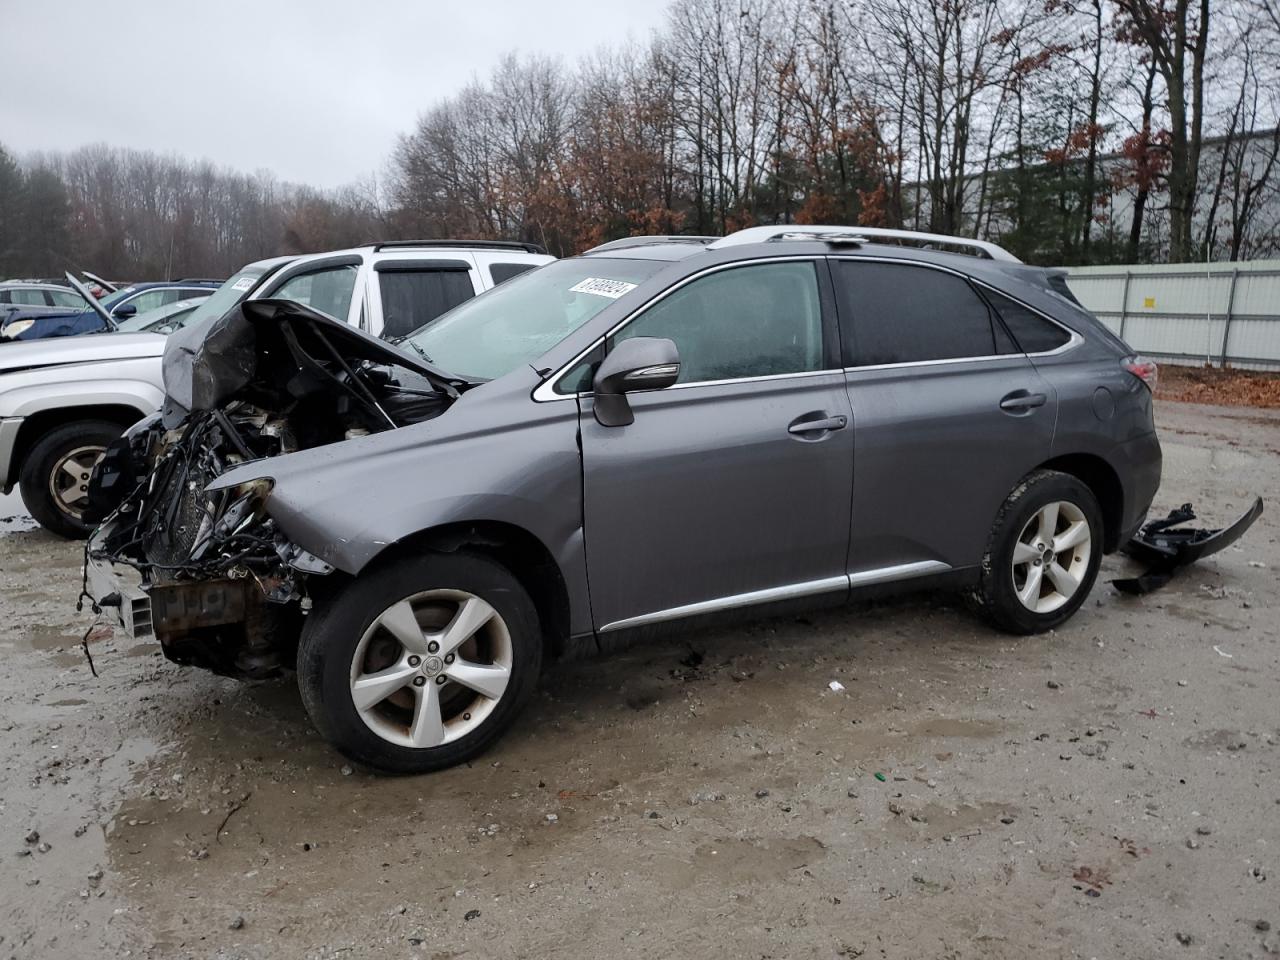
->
[112,303,137,319]
[592,336,680,427]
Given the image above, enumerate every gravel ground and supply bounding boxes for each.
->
[1,400,1277,960]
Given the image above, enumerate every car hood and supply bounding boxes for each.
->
[159,298,463,426]
[0,331,166,374]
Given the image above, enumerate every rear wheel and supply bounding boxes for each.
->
[973,469,1103,634]
[18,420,122,539]
[297,551,542,774]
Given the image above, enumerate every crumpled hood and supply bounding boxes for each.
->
[159,298,458,427]
[0,331,166,374]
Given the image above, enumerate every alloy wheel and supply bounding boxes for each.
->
[1010,500,1092,614]
[47,445,106,520]
[348,590,513,749]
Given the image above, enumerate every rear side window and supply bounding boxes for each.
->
[983,289,1072,353]
[9,289,47,306]
[611,261,824,384]
[379,269,476,338]
[489,262,537,285]
[833,261,1000,366]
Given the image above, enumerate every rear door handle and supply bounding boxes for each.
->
[788,414,847,435]
[999,391,1047,412]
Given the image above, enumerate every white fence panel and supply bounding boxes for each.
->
[1063,262,1280,370]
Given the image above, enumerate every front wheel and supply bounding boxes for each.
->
[973,469,1103,634]
[18,420,123,539]
[297,551,542,774]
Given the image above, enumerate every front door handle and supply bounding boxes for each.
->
[999,391,1047,412]
[788,414,848,435]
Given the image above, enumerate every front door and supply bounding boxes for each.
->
[829,257,1058,578]
[579,259,854,633]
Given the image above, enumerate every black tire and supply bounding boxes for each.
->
[972,469,1104,635]
[297,550,543,774]
[18,420,124,539]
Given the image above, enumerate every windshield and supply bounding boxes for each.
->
[167,265,271,330]
[401,258,662,381]
[114,299,199,333]
[98,287,134,310]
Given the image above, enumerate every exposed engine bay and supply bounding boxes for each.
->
[85,299,467,677]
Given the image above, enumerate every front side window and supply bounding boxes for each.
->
[49,288,89,309]
[834,261,1001,366]
[270,264,359,322]
[119,289,172,314]
[379,268,476,339]
[610,261,824,385]
[402,257,662,382]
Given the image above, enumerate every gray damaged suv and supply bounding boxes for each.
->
[87,225,1162,773]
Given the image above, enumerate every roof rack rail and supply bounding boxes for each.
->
[706,225,1020,262]
[172,277,226,284]
[584,235,719,254]
[367,239,549,256]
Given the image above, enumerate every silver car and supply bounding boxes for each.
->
[88,226,1162,774]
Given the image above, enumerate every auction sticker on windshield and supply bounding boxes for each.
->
[232,276,255,292]
[569,278,637,299]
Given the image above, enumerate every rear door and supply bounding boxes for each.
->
[832,257,1058,580]
[578,258,854,632]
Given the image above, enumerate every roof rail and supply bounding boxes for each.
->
[367,239,549,256]
[706,225,1021,262]
[584,235,719,254]
[172,277,226,284]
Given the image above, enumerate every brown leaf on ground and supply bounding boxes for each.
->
[1156,365,1280,408]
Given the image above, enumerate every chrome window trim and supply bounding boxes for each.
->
[598,560,951,633]
[532,255,832,403]
[827,255,1084,370]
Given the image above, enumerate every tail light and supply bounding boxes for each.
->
[1122,355,1158,390]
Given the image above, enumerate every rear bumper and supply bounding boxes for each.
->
[0,417,22,494]
[1115,430,1163,548]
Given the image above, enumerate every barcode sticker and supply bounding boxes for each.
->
[569,277,637,299]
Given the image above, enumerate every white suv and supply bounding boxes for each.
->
[0,241,553,537]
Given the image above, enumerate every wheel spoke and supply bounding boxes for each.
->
[351,662,417,711]
[376,600,429,654]
[409,682,445,748]
[1046,561,1080,598]
[59,458,84,481]
[445,658,510,700]
[1036,502,1060,543]
[1017,564,1043,608]
[57,483,84,506]
[432,596,496,657]
[1012,540,1040,565]
[1053,520,1090,552]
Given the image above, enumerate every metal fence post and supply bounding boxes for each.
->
[1220,268,1240,368]
[1118,271,1132,340]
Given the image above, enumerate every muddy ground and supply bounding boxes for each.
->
[1,400,1277,960]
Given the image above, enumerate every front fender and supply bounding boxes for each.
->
[208,375,592,635]
[0,363,164,420]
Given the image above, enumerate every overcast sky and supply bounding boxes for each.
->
[2,0,670,188]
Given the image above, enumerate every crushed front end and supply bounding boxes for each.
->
[84,299,464,678]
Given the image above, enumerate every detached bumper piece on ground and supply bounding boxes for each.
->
[1113,497,1265,594]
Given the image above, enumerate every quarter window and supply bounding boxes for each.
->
[610,261,825,384]
[984,289,1072,353]
[489,262,537,285]
[833,261,1001,366]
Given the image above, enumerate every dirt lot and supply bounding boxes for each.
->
[1,400,1277,960]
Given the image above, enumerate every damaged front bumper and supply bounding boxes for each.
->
[1113,496,1265,594]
